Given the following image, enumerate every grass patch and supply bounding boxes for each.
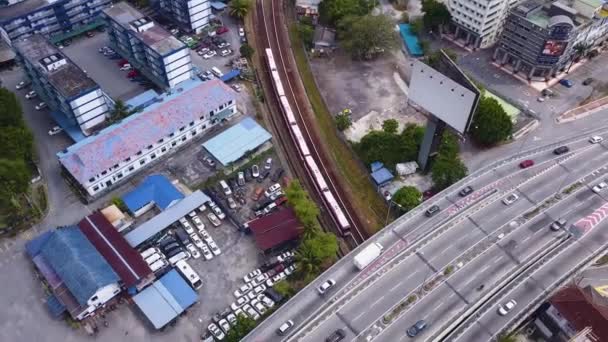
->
[288,24,386,232]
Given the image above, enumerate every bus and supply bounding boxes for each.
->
[175,260,203,290]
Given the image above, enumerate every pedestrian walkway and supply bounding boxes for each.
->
[557,96,608,123]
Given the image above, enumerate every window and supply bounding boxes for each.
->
[91,295,98,301]
[181,136,187,141]
[209,111,213,116]
[161,147,167,152]
[189,121,194,126]
[140,160,146,165]
[113,164,119,169]
[219,104,224,110]
[117,173,123,178]
[137,151,143,156]
[147,145,153,149]
[191,130,197,136]
[158,138,164,143]
[200,115,205,120]
[93,185,99,191]
[88,177,95,182]
[172,141,177,146]
[179,126,185,131]
[151,153,156,159]
[128,166,134,171]
[125,157,131,162]
[169,133,175,137]
[101,170,107,176]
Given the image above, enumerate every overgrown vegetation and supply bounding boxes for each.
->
[318,0,379,26]
[392,186,421,212]
[470,97,513,146]
[239,43,255,59]
[430,132,468,190]
[337,14,399,60]
[229,0,252,19]
[297,16,315,48]
[334,111,352,131]
[421,0,451,31]
[225,314,257,342]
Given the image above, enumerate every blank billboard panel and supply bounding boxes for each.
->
[408,60,478,134]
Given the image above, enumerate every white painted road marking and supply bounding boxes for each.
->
[370,296,385,308]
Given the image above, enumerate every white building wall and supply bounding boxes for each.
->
[168,72,192,88]
[70,90,101,108]
[163,48,189,65]
[166,63,191,79]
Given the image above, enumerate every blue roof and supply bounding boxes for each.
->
[210,1,228,10]
[132,269,197,329]
[33,226,119,306]
[370,161,384,172]
[46,295,66,317]
[125,89,160,110]
[220,69,240,82]
[122,174,184,213]
[202,117,272,166]
[399,24,423,57]
[371,167,394,186]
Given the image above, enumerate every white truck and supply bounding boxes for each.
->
[353,242,384,270]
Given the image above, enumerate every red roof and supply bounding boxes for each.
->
[78,212,152,288]
[550,285,608,340]
[248,208,303,251]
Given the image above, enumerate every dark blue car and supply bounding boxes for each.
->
[559,79,573,88]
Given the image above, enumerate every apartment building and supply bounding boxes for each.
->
[102,2,193,90]
[58,79,237,198]
[447,0,522,48]
[0,0,111,44]
[494,0,608,80]
[13,34,111,135]
[157,0,211,34]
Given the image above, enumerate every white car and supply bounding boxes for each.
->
[318,279,336,294]
[252,164,260,178]
[277,250,294,262]
[234,283,253,298]
[208,323,225,340]
[200,244,213,260]
[218,319,231,334]
[502,193,519,206]
[537,96,546,102]
[198,204,207,212]
[186,244,201,259]
[35,102,47,110]
[498,299,517,316]
[212,206,226,220]
[227,197,237,209]
[257,294,275,308]
[199,229,213,243]
[15,81,28,90]
[593,182,607,193]
[208,240,221,256]
[208,212,221,227]
[220,49,231,57]
[252,299,267,315]
[265,278,275,287]
[247,285,266,300]
[272,272,286,283]
[238,27,245,37]
[243,304,260,320]
[232,84,242,92]
[284,265,296,276]
[265,157,273,170]
[119,64,132,71]
[48,126,63,136]
[231,296,248,310]
[244,269,262,283]
[182,221,194,234]
[25,90,37,99]
[226,313,237,325]
[252,273,268,286]
[234,308,245,319]
[188,211,197,218]
[590,136,604,144]
[202,51,216,59]
[197,48,210,55]
[192,216,205,229]
[179,217,188,226]
[190,233,204,249]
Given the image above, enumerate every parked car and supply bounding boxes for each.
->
[258,170,271,183]
[208,323,225,340]
[25,90,37,99]
[238,27,245,37]
[326,329,346,342]
[265,158,273,170]
[186,244,201,259]
[218,319,231,334]
[252,164,260,178]
[231,296,248,310]
[202,51,216,59]
[244,269,262,283]
[15,81,28,90]
[212,206,225,220]
[583,77,594,86]
[208,240,221,256]
[200,244,213,260]
[227,197,237,209]
[48,126,63,136]
[234,283,253,297]
[271,168,285,182]
[559,79,573,88]
[216,26,229,34]
[208,212,221,227]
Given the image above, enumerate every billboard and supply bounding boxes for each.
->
[408,58,480,134]
[542,40,568,56]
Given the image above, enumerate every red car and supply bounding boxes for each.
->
[117,59,129,67]
[127,70,139,78]
[216,26,229,35]
[519,159,534,168]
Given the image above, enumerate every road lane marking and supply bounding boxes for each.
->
[352,310,366,322]
[389,282,402,293]
[370,296,385,308]
[432,301,444,312]
[479,264,491,274]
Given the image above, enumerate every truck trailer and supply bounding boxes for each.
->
[353,242,384,270]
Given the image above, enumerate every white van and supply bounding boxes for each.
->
[141,247,160,260]
[150,259,168,272]
[145,253,163,265]
[176,260,203,290]
[211,67,223,78]
[220,180,232,195]
[169,251,191,265]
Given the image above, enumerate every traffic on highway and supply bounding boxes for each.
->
[244,127,608,342]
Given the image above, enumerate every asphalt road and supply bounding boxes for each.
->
[244,128,608,342]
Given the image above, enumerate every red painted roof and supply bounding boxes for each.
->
[78,212,152,287]
[550,285,608,340]
[248,208,303,251]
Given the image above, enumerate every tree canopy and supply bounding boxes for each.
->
[430,132,467,190]
[225,314,257,342]
[338,14,399,60]
[319,0,378,26]
[356,123,424,170]
[382,119,399,134]
[421,0,451,31]
[285,180,321,233]
[229,0,252,19]
[469,97,513,146]
[239,43,255,59]
[335,112,352,131]
[109,100,137,123]
[392,186,422,212]
[0,88,25,128]
[296,230,338,281]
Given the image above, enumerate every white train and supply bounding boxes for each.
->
[265,48,351,235]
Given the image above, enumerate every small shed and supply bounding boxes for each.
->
[313,26,336,52]
[396,161,419,176]
[371,168,394,187]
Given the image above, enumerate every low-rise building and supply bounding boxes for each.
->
[157,0,211,34]
[493,0,608,80]
[102,2,193,90]
[13,34,112,136]
[57,79,236,198]
[121,174,185,217]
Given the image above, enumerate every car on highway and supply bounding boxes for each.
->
[318,279,336,294]
[502,193,519,206]
[559,79,573,88]
[589,136,603,144]
[553,146,570,155]
[550,218,567,231]
[425,205,441,217]
[406,319,428,337]
[519,159,534,168]
[326,328,346,342]
[276,319,294,336]
[497,299,517,315]
[592,182,607,193]
[459,186,473,197]
[48,126,63,136]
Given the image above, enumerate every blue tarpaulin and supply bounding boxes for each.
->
[220,69,240,82]
[371,167,394,187]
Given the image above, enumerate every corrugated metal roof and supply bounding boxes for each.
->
[122,174,184,213]
[35,226,119,306]
[125,190,210,247]
[58,79,236,185]
[202,117,272,166]
[132,269,197,329]
[371,167,394,186]
[248,208,303,251]
[78,212,153,288]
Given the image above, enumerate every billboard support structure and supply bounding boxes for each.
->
[418,116,446,171]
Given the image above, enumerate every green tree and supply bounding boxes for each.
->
[470,97,513,146]
[431,155,467,190]
[356,124,423,170]
[285,180,307,205]
[567,42,590,72]
[335,112,352,131]
[338,14,399,60]
[297,23,315,48]
[224,314,257,342]
[274,280,296,298]
[296,230,339,280]
[109,100,136,123]
[410,18,424,35]
[497,334,517,342]
[400,12,410,23]
[438,132,460,159]
[421,0,451,31]
[392,186,422,212]
[239,43,255,59]
[0,126,33,161]
[285,180,321,234]
[319,0,378,26]
[0,158,30,208]
[382,119,399,134]
[229,0,252,19]
[0,88,25,128]
[424,48,457,68]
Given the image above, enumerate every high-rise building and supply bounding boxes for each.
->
[14,34,112,135]
[102,2,193,90]
[157,0,211,34]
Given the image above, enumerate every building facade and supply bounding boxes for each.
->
[0,0,111,45]
[102,2,193,90]
[493,0,608,80]
[58,79,237,197]
[446,0,522,49]
[157,0,211,34]
[13,34,111,134]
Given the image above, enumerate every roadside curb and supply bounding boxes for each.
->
[512,119,539,140]
[557,96,608,124]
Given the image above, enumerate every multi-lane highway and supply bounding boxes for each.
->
[244,125,608,342]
